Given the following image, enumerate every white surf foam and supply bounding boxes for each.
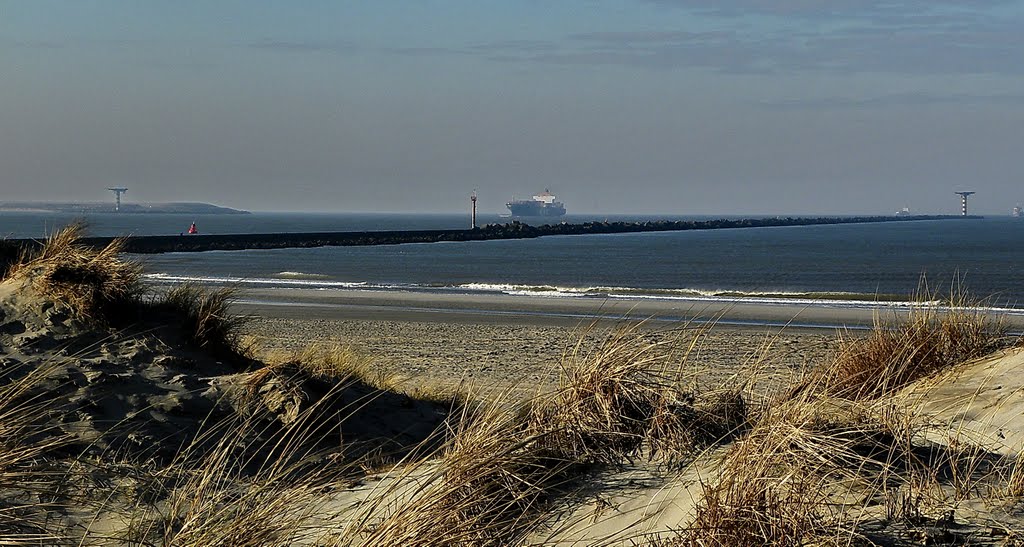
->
[144,273,367,289]
[144,274,1024,316]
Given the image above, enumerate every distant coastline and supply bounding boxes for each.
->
[0,201,250,215]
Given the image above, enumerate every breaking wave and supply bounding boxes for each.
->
[275,271,332,280]
[144,273,368,289]
[135,273,1010,313]
[453,283,950,310]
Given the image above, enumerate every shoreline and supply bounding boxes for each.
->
[229,286,1024,331]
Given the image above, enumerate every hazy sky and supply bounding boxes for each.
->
[3,1,1023,214]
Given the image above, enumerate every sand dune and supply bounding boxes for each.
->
[3,228,1024,545]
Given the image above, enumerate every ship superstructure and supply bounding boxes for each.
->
[506,189,566,217]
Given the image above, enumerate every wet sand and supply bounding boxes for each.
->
[232,286,1024,330]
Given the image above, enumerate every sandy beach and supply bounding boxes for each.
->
[234,287,849,397]
[228,287,1024,545]
[232,284,1024,396]
[232,286,955,328]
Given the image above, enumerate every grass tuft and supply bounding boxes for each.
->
[530,325,744,466]
[677,398,854,546]
[159,283,248,359]
[675,291,1011,546]
[4,225,253,361]
[6,224,142,323]
[794,296,1004,400]
[261,342,386,384]
[352,396,569,546]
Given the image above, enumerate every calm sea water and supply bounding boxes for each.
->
[2,211,1022,309]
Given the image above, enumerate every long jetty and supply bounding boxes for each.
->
[0,215,977,255]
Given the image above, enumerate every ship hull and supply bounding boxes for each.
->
[506,202,566,217]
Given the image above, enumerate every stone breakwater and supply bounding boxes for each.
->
[0,215,977,256]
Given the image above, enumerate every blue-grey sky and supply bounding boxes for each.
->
[2,1,1023,214]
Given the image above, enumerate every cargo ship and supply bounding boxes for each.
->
[506,190,566,217]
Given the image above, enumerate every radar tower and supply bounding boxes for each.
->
[107,187,128,212]
[955,191,975,216]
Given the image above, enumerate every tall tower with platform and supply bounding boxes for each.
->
[107,187,128,212]
[955,191,975,216]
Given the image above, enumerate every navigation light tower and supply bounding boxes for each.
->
[955,191,975,216]
[470,190,478,229]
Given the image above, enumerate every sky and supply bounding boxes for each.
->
[2,1,1023,215]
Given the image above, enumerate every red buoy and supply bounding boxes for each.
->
[187,222,198,235]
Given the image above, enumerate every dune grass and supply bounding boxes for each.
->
[3,226,250,361]
[114,412,345,547]
[0,359,75,544]
[157,283,250,359]
[530,324,746,467]
[793,297,1006,401]
[342,324,745,546]
[256,342,386,387]
[677,396,886,545]
[254,342,480,413]
[673,293,1014,546]
[531,326,687,466]
[5,224,143,324]
[85,344,445,545]
[348,398,560,546]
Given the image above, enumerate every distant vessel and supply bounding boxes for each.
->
[895,207,912,217]
[506,190,566,217]
[1014,205,1022,217]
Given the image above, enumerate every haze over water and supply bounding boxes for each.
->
[4,3,1024,215]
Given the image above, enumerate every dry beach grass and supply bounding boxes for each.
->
[1,226,1024,545]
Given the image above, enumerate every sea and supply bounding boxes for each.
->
[1,211,1022,315]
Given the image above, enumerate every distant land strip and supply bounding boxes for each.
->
[0,215,978,256]
[0,201,249,215]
